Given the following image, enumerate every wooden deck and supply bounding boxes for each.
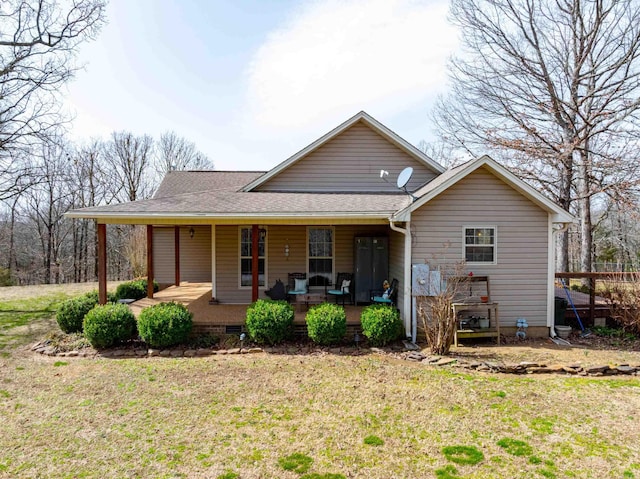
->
[129,283,365,334]
[554,285,609,326]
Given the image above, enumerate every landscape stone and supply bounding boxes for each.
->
[585,365,608,374]
[615,366,635,375]
[406,352,426,362]
[246,347,263,354]
[148,349,159,357]
[170,350,183,357]
[227,348,241,354]
[184,349,196,357]
[330,347,342,354]
[112,350,125,357]
[436,358,457,366]
[159,350,171,357]
[196,349,212,356]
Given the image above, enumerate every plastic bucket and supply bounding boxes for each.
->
[555,325,572,339]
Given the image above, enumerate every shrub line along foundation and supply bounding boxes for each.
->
[29,340,640,377]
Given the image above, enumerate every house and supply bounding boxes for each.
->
[67,111,573,340]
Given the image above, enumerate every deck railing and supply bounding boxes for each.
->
[555,272,639,324]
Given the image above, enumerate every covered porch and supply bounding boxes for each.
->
[127,281,366,335]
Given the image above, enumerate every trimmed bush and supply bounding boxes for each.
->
[360,304,403,346]
[246,299,294,345]
[115,279,159,301]
[56,290,117,334]
[138,302,193,348]
[57,295,98,334]
[83,303,137,349]
[305,302,347,345]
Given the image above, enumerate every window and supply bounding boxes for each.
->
[464,227,496,263]
[240,227,266,287]
[308,227,333,287]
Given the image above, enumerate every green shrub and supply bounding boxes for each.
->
[83,303,137,349]
[138,302,193,348]
[360,304,403,346]
[57,290,119,334]
[115,279,159,300]
[84,289,118,304]
[57,295,98,334]
[305,302,347,345]
[246,299,294,345]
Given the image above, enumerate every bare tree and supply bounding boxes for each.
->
[433,0,640,272]
[24,139,74,283]
[103,132,155,203]
[155,131,213,177]
[0,0,106,200]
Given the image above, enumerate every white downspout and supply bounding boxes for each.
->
[549,222,571,339]
[389,217,414,342]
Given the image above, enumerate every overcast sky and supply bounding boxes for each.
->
[63,0,458,171]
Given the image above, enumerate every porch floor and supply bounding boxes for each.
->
[129,282,365,330]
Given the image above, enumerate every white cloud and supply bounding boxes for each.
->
[244,0,457,136]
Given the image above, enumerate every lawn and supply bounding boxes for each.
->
[1,286,640,478]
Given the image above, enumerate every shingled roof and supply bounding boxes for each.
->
[154,171,264,198]
[71,189,411,220]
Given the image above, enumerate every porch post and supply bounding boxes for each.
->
[174,226,180,286]
[97,223,107,305]
[252,224,259,302]
[147,225,154,299]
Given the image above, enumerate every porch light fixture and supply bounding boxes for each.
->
[189,227,195,239]
[284,243,290,257]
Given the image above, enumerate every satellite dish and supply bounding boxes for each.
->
[397,167,414,189]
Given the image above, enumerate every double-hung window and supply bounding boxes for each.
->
[240,227,266,287]
[464,227,496,263]
[308,227,333,287]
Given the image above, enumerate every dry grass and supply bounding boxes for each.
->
[2,284,640,478]
[1,350,640,478]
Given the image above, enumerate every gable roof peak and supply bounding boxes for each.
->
[241,111,445,192]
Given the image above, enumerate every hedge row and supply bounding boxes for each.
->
[245,299,402,346]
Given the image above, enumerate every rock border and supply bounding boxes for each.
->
[29,340,640,377]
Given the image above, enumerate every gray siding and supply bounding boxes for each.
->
[389,229,405,318]
[153,226,212,284]
[214,224,392,304]
[256,121,437,192]
[410,167,549,327]
[153,227,175,284]
[181,226,212,282]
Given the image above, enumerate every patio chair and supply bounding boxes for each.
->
[287,272,307,302]
[327,272,353,306]
[371,278,398,306]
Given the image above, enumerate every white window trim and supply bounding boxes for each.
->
[462,225,497,265]
[306,226,335,289]
[238,226,268,289]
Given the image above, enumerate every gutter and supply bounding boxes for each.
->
[388,217,414,342]
[549,222,573,344]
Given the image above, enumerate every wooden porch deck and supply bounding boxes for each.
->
[129,283,365,334]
